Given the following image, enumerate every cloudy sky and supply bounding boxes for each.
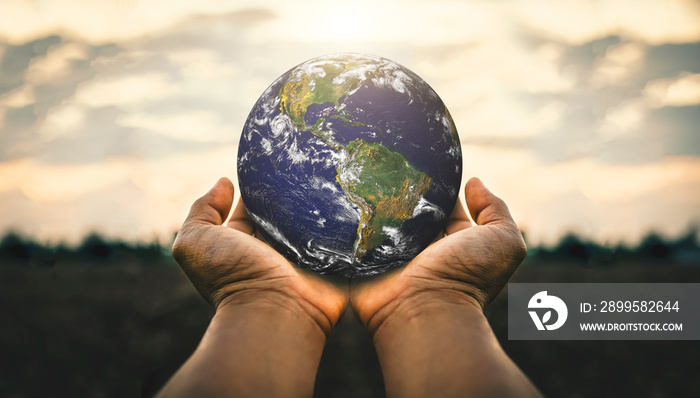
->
[0,0,699,247]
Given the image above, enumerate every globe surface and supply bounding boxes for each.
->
[237,53,462,277]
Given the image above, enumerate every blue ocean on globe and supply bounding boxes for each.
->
[237,53,462,277]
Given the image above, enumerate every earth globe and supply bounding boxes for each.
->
[237,53,462,277]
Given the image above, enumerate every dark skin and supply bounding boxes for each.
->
[158,177,347,398]
[157,177,541,398]
[351,177,541,397]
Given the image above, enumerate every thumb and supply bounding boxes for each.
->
[183,177,235,228]
[465,177,516,228]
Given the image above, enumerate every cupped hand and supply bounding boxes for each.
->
[350,177,527,334]
[172,177,348,334]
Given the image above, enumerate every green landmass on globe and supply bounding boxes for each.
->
[237,53,462,277]
[337,139,432,258]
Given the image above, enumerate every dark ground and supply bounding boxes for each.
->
[1,260,699,397]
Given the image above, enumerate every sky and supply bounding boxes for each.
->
[0,0,699,247]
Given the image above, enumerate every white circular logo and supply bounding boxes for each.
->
[528,291,568,331]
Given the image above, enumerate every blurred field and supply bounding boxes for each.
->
[1,235,699,397]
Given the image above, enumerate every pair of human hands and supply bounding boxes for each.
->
[172,176,526,337]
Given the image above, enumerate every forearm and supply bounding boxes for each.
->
[157,296,327,398]
[373,295,541,398]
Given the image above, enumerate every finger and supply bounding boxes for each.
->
[182,177,234,228]
[444,197,472,235]
[227,199,255,234]
[465,177,515,227]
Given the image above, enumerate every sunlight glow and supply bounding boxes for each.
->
[0,0,699,245]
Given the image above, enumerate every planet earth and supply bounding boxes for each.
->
[237,53,462,277]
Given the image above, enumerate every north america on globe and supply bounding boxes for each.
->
[237,53,462,277]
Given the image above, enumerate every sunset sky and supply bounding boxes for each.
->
[0,0,699,247]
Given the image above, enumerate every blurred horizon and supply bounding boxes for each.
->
[2,224,700,269]
[1,0,699,248]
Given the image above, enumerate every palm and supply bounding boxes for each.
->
[228,227,349,331]
[173,178,348,333]
[350,178,526,332]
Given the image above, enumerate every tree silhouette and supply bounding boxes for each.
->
[0,232,36,263]
[551,233,596,262]
[77,233,115,259]
[637,232,670,258]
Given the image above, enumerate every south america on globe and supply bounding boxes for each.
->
[237,53,462,277]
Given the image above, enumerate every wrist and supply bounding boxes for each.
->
[368,292,541,398]
[162,291,328,398]
[367,288,485,337]
[216,287,335,337]
[369,294,500,398]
